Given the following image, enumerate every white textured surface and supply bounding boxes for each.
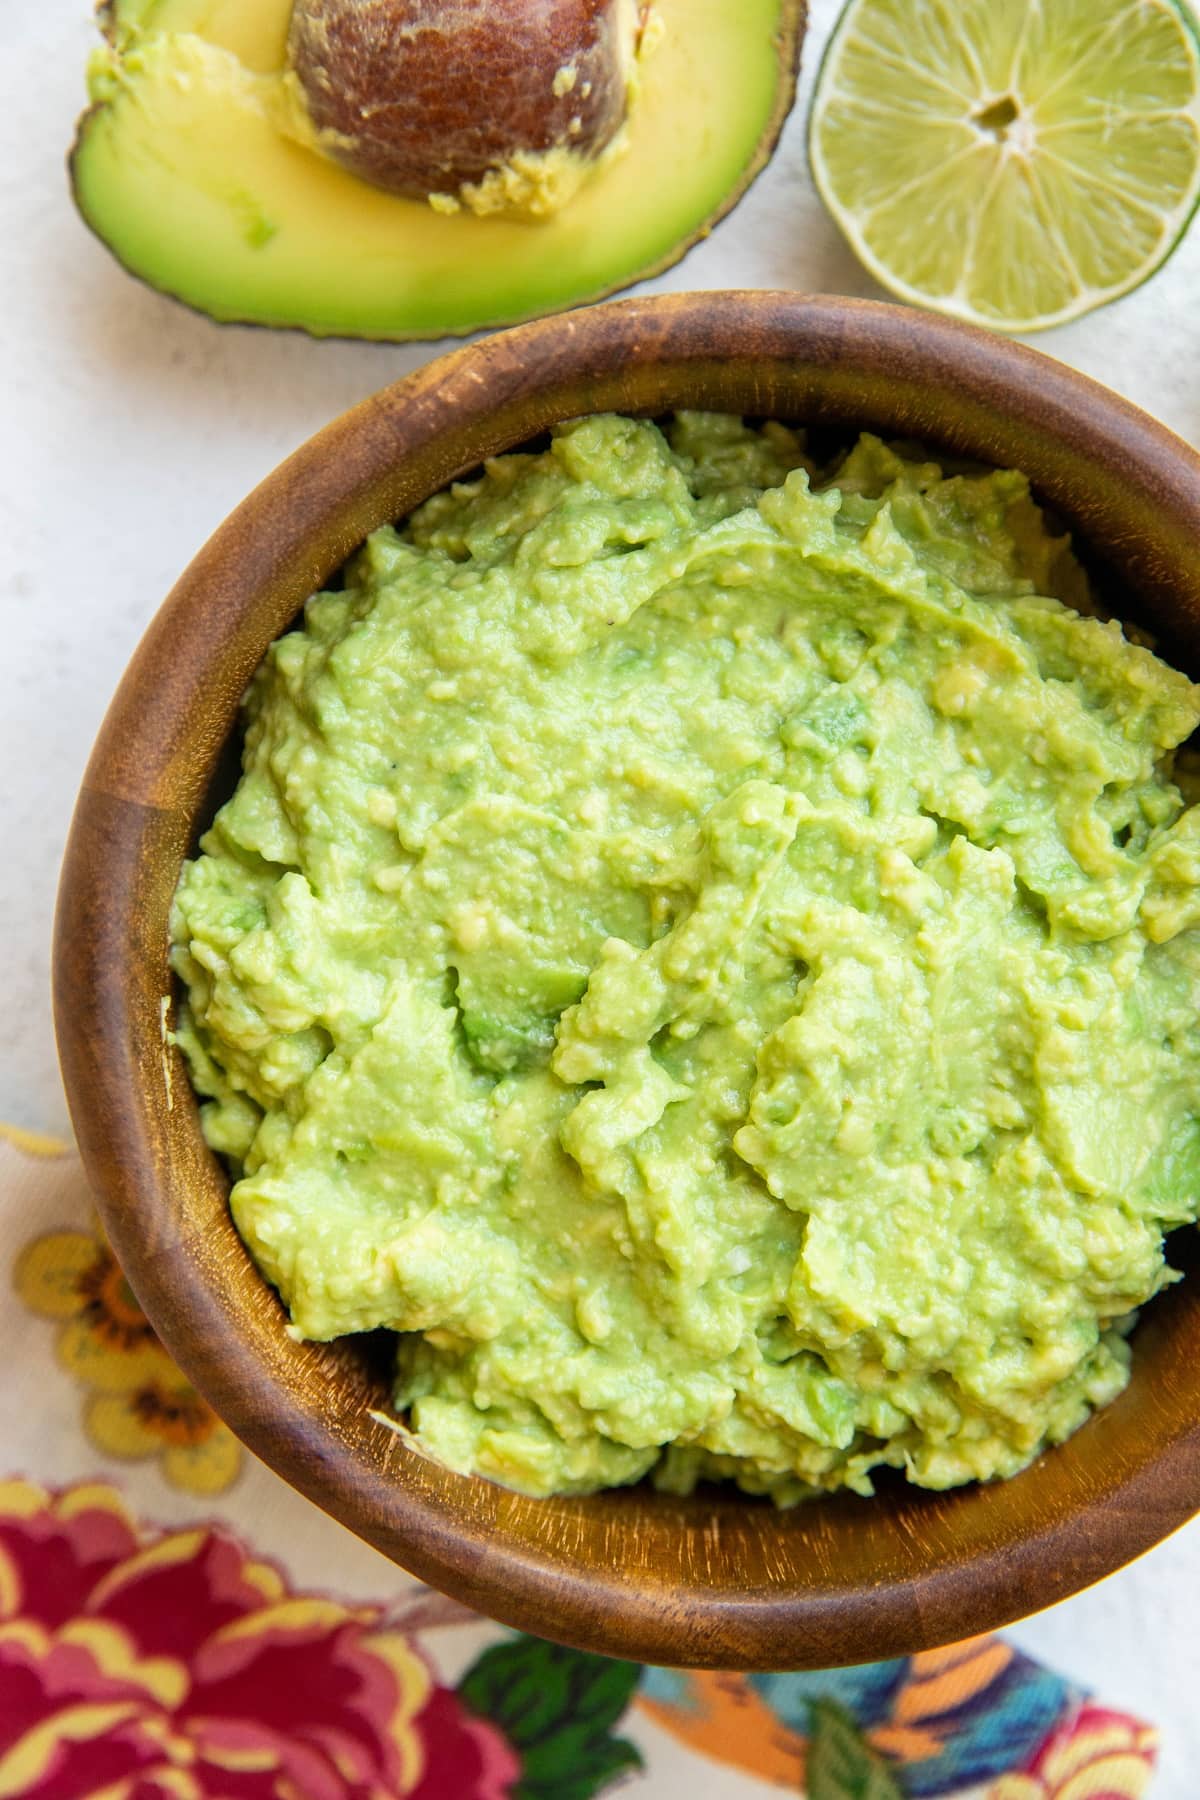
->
[1,2,1197,1785]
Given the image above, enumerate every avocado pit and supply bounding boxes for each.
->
[287,0,644,214]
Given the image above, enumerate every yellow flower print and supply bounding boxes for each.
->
[14,1228,242,1496]
[991,1703,1158,1799]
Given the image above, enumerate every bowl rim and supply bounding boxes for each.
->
[55,291,1200,1669]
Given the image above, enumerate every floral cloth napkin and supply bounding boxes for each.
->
[1,1128,1157,1800]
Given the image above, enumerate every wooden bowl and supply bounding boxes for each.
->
[55,292,1200,1670]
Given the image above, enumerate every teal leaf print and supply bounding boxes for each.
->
[458,1636,643,1799]
[807,1700,905,1800]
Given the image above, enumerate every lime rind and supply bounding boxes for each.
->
[810,0,1200,332]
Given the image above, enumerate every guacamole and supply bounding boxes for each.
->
[171,413,1200,1503]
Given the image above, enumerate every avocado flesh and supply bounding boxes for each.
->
[75,0,804,341]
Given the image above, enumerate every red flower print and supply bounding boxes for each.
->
[409,1686,523,1800]
[0,1479,518,1800]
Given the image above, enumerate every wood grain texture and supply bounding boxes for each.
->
[55,293,1200,1669]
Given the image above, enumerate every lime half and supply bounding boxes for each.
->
[810,0,1200,331]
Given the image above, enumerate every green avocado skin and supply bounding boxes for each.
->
[172,414,1200,1503]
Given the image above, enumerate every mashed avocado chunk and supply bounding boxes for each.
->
[171,414,1200,1503]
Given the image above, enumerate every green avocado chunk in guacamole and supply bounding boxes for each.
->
[171,413,1200,1504]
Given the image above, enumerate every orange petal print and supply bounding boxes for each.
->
[867,1721,945,1760]
[898,1637,1015,1722]
[864,1634,1016,1765]
[639,1670,809,1787]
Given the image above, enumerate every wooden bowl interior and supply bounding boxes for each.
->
[56,294,1200,1669]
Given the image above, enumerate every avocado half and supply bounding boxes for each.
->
[72,0,807,341]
